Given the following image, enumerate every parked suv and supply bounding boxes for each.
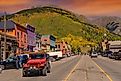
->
[22,53,51,77]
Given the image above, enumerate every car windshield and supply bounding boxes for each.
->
[30,54,45,59]
[6,56,16,61]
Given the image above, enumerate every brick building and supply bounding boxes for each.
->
[0,20,27,54]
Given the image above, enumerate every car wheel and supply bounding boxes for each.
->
[22,71,28,77]
[38,70,41,76]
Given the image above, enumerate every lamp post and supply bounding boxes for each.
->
[103,33,107,42]
[3,12,7,61]
[103,33,109,51]
[0,35,2,61]
[104,33,107,38]
[103,33,107,43]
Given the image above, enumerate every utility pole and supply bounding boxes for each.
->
[3,12,7,61]
[0,35,2,61]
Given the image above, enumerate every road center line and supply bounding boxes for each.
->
[63,56,82,81]
[92,59,113,81]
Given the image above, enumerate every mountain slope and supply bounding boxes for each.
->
[91,16,121,35]
[0,6,121,43]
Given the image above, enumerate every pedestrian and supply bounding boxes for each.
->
[19,56,22,68]
[15,55,20,69]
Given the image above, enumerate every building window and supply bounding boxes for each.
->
[17,32,19,40]
[6,30,13,32]
[21,32,22,39]
[24,34,26,43]
[44,39,47,41]
[37,42,39,48]
[55,45,57,48]
[58,45,60,48]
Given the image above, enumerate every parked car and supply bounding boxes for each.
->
[113,50,121,60]
[107,51,114,59]
[47,51,63,61]
[22,53,51,77]
[97,52,101,55]
[0,56,17,69]
[102,51,109,57]
[90,52,98,58]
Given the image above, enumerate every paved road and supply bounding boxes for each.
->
[93,56,121,81]
[67,55,109,81]
[0,55,81,81]
[1,55,121,81]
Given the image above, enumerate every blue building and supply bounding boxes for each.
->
[41,35,56,51]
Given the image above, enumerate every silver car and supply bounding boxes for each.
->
[90,52,98,58]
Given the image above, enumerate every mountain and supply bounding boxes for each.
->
[0,6,121,43]
[0,12,4,17]
[91,16,121,35]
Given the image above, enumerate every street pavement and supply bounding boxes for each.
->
[93,56,121,81]
[0,55,81,81]
[1,55,121,81]
[66,55,109,81]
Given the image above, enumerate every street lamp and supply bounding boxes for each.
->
[104,33,107,37]
[0,35,2,61]
[103,33,107,42]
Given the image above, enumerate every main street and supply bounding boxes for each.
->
[0,55,81,81]
[93,56,121,81]
[1,55,121,81]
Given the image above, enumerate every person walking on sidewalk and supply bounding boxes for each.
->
[15,55,20,69]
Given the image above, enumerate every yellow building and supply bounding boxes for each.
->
[0,32,18,60]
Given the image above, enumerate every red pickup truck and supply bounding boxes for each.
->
[22,53,51,77]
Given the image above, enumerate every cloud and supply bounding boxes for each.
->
[0,0,121,16]
[0,0,31,6]
[0,0,34,12]
[55,0,121,16]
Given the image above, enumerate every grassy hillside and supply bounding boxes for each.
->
[0,6,121,43]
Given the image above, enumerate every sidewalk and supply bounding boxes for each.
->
[66,55,109,81]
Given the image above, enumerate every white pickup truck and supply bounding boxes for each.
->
[47,51,63,61]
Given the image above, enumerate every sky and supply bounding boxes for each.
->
[0,0,121,17]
